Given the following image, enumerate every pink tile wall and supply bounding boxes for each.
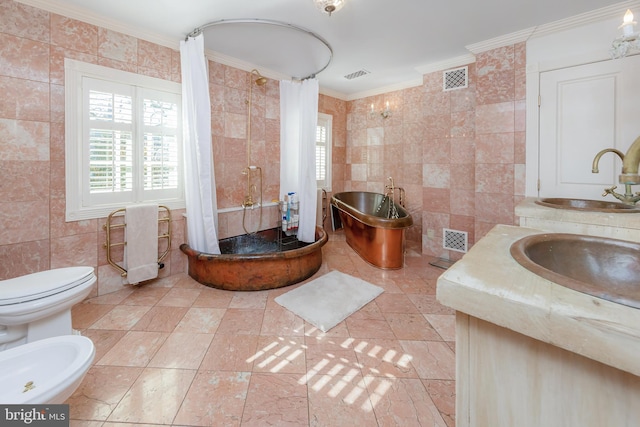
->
[0,0,186,294]
[474,43,527,244]
[0,0,526,288]
[345,87,425,244]
[345,43,526,258]
[0,0,345,292]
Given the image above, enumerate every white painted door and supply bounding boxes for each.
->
[538,55,640,199]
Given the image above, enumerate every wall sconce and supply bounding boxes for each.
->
[611,9,640,58]
[370,101,392,119]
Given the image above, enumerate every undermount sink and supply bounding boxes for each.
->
[510,233,640,309]
[535,198,640,213]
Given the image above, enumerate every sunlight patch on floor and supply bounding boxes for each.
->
[244,334,415,411]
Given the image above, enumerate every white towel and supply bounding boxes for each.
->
[125,203,159,284]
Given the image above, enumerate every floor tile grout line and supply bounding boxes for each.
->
[70,235,455,426]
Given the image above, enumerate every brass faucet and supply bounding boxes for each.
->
[600,184,640,204]
[620,136,640,184]
[592,144,640,205]
[385,176,395,196]
[591,148,624,173]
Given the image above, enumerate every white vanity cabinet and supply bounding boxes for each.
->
[437,225,640,427]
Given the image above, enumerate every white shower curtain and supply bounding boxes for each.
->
[180,34,220,254]
[280,79,319,243]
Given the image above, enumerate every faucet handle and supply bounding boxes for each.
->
[603,185,618,196]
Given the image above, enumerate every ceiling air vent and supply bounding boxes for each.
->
[344,69,370,80]
[443,66,468,91]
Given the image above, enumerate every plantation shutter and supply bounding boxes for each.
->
[85,78,134,205]
[316,121,327,186]
[82,78,180,206]
[315,113,332,190]
[142,90,180,200]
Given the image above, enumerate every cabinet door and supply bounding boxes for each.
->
[538,55,640,199]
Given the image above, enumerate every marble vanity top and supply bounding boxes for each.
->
[436,224,640,377]
[516,197,640,232]
[516,197,640,242]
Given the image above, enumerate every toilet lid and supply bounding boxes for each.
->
[0,267,95,305]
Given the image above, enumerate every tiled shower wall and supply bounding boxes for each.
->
[0,0,524,293]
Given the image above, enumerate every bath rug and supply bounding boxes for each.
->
[275,270,383,332]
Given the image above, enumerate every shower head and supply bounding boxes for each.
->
[251,69,267,86]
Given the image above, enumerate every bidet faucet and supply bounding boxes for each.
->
[592,146,640,205]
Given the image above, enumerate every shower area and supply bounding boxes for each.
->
[179,19,332,290]
[240,69,267,236]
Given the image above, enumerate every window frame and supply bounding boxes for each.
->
[316,112,333,191]
[65,59,185,221]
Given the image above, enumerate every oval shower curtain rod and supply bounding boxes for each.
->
[185,18,333,80]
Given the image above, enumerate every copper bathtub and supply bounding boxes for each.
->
[180,227,327,291]
[331,191,413,269]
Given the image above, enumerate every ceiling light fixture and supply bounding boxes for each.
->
[611,9,640,58]
[313,0,345,16]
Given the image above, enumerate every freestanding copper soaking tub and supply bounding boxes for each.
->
[331,191,413,269]
[180,226,327,291]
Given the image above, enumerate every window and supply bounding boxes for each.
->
[65,59,184,221]
[316,113,332,191]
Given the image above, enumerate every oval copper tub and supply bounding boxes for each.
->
[180,226,327,291]
[535,198,640,213]
[510,233,640,309]
[331,191,413,269]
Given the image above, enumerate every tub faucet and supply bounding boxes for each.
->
[592,146,640,205]
[381,177,401,218]
[385,177,395,197]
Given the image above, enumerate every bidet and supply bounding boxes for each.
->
[0,335,95,404]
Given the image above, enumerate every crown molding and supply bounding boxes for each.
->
[466,27,536,54]
[203,49,289,81]
[415,54,476,75]
[345,78,423,101]
[414,1,640,73]
[16,0,640,102]
[319,87,348,101]
[14,0,180,49]
[530,0,640,39]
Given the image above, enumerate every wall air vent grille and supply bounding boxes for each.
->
[443,66,468,91]
[344,69,370,80]
[443,228,468,253]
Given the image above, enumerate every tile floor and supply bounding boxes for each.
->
[68,231,456,426]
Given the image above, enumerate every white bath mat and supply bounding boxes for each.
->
[275,270,383,332]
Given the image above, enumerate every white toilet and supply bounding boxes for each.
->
[0,267,96,350]
[0,335,95,404]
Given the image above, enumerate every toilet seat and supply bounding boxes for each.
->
[0,267,95,306]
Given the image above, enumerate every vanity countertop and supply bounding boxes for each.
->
[436,224,640,377]
[516,197,640,227]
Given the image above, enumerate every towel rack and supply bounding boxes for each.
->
[321,189,328,228]
[103,205,172,278]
